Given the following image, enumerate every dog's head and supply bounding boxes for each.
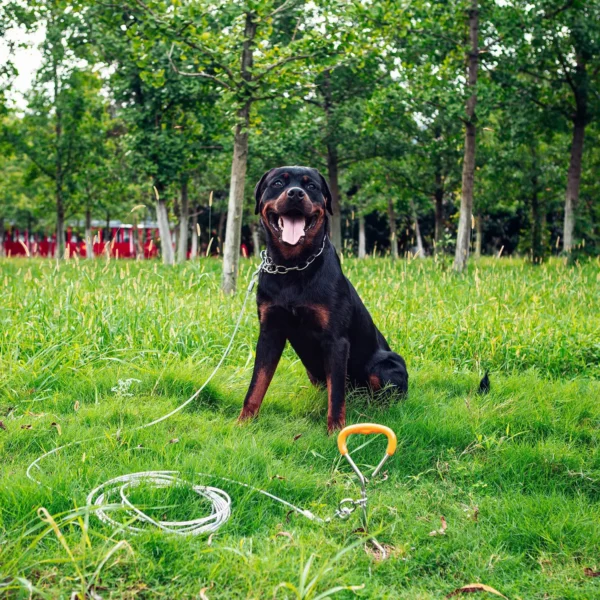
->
[254,166,332,255]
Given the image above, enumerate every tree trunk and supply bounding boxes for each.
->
[52,39,66,261]
[322,71,342,252]
[530,146,544,263]
[454,0,479,273]
[474,215,482,258]
[250,221,261,258]
[56,186,65,259]
[434,169,444,251]
[327,143,342,251]
[0,217,5,258]
[133,213,144,259]
[216,208,226,253]
[410,199,426,258]
[563,118,585,253]
[177,178,189,263]
[387,196,398,259]
[85,206,94,259]
[222,11,256,293]
[358,215,366,258]
[222,103,251,292]
[156,197,174,265]
[190,208,199,260]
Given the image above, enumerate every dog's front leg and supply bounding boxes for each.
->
[323,337,350,433]
[239,326,286,421]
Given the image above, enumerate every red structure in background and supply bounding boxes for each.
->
[2,223,160,259]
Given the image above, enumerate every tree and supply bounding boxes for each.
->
[4,0,104,259]
[513,0,600,254]
[128,0,337,290]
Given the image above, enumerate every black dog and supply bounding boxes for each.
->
[239,166,408,432]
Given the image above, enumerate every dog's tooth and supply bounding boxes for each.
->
[279,217,284,230]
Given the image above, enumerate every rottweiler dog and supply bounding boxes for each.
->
[239,166,408,432]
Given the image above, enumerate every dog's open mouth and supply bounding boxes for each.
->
[269,212,317,246]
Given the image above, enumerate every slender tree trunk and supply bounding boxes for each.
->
[190,208,199,259]
[434,169,444,251]
[217,208,226,252]
[222,11,257,293]
[156,196,175,265]
[132,213,144,259]
[222,103,251,292]
[474,216,482,258]
[0,217,5,258]
[322,71,342,251]
[387,196,398,259]
[326,143,342,251]
[530,145,544,263]
[410,199,425,258]
[51,33,67,261]
[177,178,189,264]
[563,118,585,253]
[250,221,261,258]
[56,186,65,259]
[454,0,479,272]
[85,206,94,259]
[358,215,366,258]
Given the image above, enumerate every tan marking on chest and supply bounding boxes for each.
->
[305,304,330,329]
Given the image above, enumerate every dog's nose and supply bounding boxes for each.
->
[286,187,305,200]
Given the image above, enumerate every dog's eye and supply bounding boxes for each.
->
[306,182,317,191]
[272,180,283,188]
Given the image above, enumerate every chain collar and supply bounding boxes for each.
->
[259,237,327,275]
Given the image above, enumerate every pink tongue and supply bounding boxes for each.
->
[280,215,305,245]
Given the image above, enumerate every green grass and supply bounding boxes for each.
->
[0,255,599,599]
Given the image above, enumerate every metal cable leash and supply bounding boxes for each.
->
[26,261,263,486]
[26,261,395,545]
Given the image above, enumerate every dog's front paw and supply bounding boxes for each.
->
[238,408,258,423]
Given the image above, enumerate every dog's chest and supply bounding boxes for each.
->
[262,301,330,332]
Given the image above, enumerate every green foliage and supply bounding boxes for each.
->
[0,257,599,598]
[0,0,599,256]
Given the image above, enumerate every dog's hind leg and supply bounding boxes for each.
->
[367,350,408,396]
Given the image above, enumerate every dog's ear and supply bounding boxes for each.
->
[317,171,333,215]
[254,169,273,215]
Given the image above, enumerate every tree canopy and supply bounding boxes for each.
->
[1,0,598,276]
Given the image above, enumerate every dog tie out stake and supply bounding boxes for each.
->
[336,423,397,559]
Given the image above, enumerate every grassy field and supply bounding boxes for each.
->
[1,255,599,599]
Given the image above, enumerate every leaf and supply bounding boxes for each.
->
[446,583,507,598]
[584,568,600,577]
[0,421,6,431]
[199,581,214,599]
[21,424,32,430]
[429,515,447,536]
[364,541,394,561]
[169,438,179,444]
[440,515,448,533]
[74,401,80,412]
[271,475,286,480]
[293,433,302,441]
[276,531,294,542]
[51,422,62,435]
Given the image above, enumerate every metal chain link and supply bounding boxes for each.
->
[260,237,327,275]
[333,497,366,520]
